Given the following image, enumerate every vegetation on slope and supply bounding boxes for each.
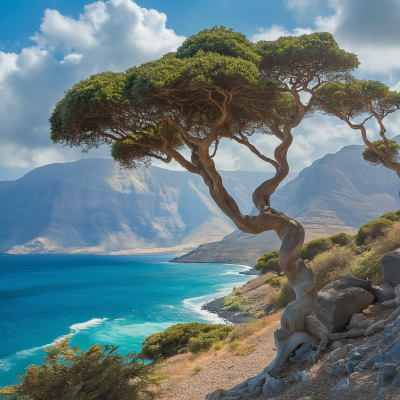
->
[0,337,162,400]
[255,210,400,310]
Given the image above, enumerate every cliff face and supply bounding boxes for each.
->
[174,140,400,265]
[0,159,295,254]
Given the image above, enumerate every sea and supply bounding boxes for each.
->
[0,254,253,387]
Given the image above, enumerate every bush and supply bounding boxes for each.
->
[309,245,357,291]
[212,342,223,351]
[301,238,333,260]
[267,277,296,309]
[328,232,353,246]
[255,250,280,274]
[265,275,286,287]
[355,218,394,245]
[221,289,249,312]
[139,322,233,361]
[380,210,400,222]
[193,365,203,372]
[187,337,207,354]
[230,340,241,349]
[0,337,160,400]
[352,221,400,282]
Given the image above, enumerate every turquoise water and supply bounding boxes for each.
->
[0,254,252,387]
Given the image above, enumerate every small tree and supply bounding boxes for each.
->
[315,78,400,182]
[0,337,160,400]
[255,249,280,275]
[50,27,361,398]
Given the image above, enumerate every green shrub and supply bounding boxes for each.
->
[355,218,394,245]
[310,245,357,291]
[255,250,280,274]
[380,210,400,222]
[212,342,223,351]
[0,337,161,400]
[328,232,353,246]
[301,238,333,260]
[362,139,400,166]
[267,277,296,309]
[193,365,203,372]
[139,322,233,361]
[222,289,250,312]
[230,340,241,349]
[265,275,287,287]
[187,337,207,354]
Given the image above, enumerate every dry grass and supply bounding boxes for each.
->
[157,310,283,386]
[235,343,257,356]
[227,310,283,342]
[309,244,357,291]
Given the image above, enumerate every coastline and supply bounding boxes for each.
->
[201,297,256,325]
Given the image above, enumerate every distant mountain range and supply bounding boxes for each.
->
[174,137,400,265]
[0,159,295,254]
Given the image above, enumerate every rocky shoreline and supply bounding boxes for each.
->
[201,297,256,325]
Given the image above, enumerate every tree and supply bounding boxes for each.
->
[315,78,400,182]
[51,27,394,399]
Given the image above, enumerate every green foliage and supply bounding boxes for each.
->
[328,232,353,246]
[265,275,287,287]
[355,218,394,245]
[380,210,400,222]
[255,250,280,274]
[139,323,233,361]
[301,238,333,260]
[176,26,260,63]
[230,340,241,349]
[257,32,359,82]
[0,337,160,400]
[363,139,400,166]
[267,277,296,309]
[193,365,203,372]
[221,289,249,312]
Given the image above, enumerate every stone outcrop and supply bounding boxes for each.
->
[313,276,374,333]
[381,248,400,287]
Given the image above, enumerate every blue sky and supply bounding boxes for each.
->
[2,0,400,181]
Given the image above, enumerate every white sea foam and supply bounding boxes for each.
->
[70,318,108,333]
[0,318,108,372]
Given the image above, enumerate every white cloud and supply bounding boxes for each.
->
[252,25,313,42]
[0,0,185,170]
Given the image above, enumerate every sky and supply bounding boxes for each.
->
[2,0,400,180]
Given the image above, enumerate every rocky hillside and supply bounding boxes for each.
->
[0,159,296,254]
[174,138,400,265]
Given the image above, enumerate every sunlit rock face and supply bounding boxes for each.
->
[175,138,400,265]
[0,158,280,254]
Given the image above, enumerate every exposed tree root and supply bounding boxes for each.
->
[206,306,400,400]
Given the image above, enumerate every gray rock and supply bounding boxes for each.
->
[262,375,286,395]
[314,285,374,333]
[377,363,397,385]
[381,333,396,345]
[295,371,309,382]
[289,345,313,363]
[370,336,380,344]
[378,387,387,395]
[321,275,373,292]
[346,354,363,372]
[385,339,400,363]
[381,248,400,286]
[349,313,374,329]
[285,377,296,385]
[381,299,397,308]
[345,343,355,350]
[329,347,348,363]
[331,378,350,391]
[371,284,395,302]
[332,365,347,377]
[331,341,343,350]
[393,370,400,387]
[365,352,387,369]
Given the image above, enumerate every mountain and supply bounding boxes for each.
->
[174,138,400,265]
[0,159,296,254]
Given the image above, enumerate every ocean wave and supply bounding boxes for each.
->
[0,318,108,373]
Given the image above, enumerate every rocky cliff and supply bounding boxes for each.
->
[0,159,295,254]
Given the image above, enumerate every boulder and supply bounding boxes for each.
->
[329,347,347,363]
[348,313,374,329]
[381,248,400,286]
[377,363,397,385]
[321,275,372,292]
[262,375,286,395]
[331,378,350,391]
[371,284,395,302]
[313,286,374,333]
